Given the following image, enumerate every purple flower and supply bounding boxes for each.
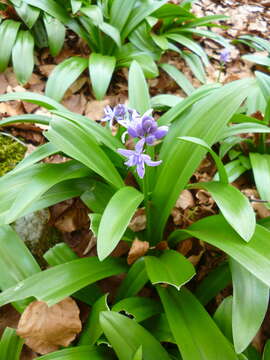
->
[125,109,168,145]
[220,49,230,63]
[117,139,162,178]
[102,104,127,127]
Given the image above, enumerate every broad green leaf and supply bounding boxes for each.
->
[151,94,182,109]
[213,296,233,342]
[46,116,124,188]
[0,257,126,307]
[142,313,175,344]
[158,83,220,126]
[44,242,102,306]
[12,30,34,84]
[263,341,270,360]
[167,33,209,65]
[0,114,51,127]
[160,63,195,95]
[43,13,66,56]
[250,153,270,207]
[0,225,40,312]
[22,0,70,23]
[158,286,238,360]
[0,91,66,111]
[37,345,114,360]
[116,258,148,301]
[121,0,168,40]
[256,71,270,102]
[45,57,88,101]
[172,215,270,287]
[15,2,39,28]
[112,297,162,323]
[152,3,194,18]
[214,159,248,183]
[110,0,137,31]
[5,161,91,224]
[144,250,195,289]
[79,294,109,345]
[182,51,207,83]
[71,0,82,14]
[243,55,270,67]
[149,78,254,242]
[230,259,269,353]
[97,187,143,260]
[0,327,23,360]
[89,53,116,100]
[195,262,231,306]
[128,61,151,114]
[178,28,229,48]
[0,20,20,72]
[187,181,256,242]
[81,182,115,213]
[99,22,121,47]
[13,143,58,173]
[51,110,122,152]
[132,346,143,360]
[239,35,270,53]
[220,123,270,139]
[100,311,171,360]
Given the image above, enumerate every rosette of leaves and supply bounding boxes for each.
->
[1,0,229,98]
[1,63,270,358]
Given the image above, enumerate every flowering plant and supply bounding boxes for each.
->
[0,61,270,359]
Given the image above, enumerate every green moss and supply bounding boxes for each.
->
[0,134,26,176]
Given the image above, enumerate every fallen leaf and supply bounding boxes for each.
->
[175,189,195,210]
[127,238,149,265]
[17,297,82,355]
[129,208,146,232]
[85,99,110,121]
[63,94,87,114]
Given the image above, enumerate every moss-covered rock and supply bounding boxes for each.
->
[0,134,26,176]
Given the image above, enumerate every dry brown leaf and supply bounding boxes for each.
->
[39,65,56,78]
[85,99,110,121]
[17,297,82,355]
[0,101,24,116]
[129,208,146,232]
[127,238,149,265]
[175,189,195,210]
[0,74,8,94]
[63,94,87,114]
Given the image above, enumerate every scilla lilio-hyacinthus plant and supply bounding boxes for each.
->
[1,61,270,358]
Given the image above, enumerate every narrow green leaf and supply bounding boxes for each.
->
[43,13,66,56]
[182,51,207,83]
[158,286,238,360]
[0,20,20,72]
[213,296,233,342]
[0,114,51,127]
[79,294,109,345]
[142,313,175,344]
[116,258,148,301]
[173,215,270,287]
[46,116,124,189]
[99,22,121,47]
[0,257,126,307]
[100,311,171,360]
[12,30,34,84]
[15,2,39,28]
[0,327,24,360]
[250,153,270,207]
[220,123,270,139]
[256,71,270,102]
[89,53,116,100]
[121,0,167,40]
[0,225,40,312]
[243,55,270,67]
[132,346,143,360]
[230,258,269,353]
[187,181,256,242]
[151,94,182,109]
[160,63,195,95]
[128,61,151,114]
[144,250,195,289]
[45,57,88,101]
[21,0,70,23]
[37,345,114,360]
[167,33,209,65]
[110,0,137,31]
[97,187,143,260]
[5,161,91,224]
[112,297,162,323]
[0,91,66,111]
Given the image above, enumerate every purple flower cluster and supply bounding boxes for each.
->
[220,48,230,63]
[102,104,168,178]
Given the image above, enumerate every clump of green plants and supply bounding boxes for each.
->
[0,0,228,99]
[0,133,25,175]
[0,61,270,359]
